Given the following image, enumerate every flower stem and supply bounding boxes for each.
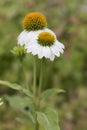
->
[18,58,24,85]
[33,56,37,98]
[39,60,43,96]
[35,120,39,130]
[38,59,44,109]
[33,57,39,130]
[33,58,44,130]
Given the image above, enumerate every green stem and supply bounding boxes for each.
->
[18,58,28,90]
[18,58,23,85]
[35,120,39,130]
[33,57,39,130]
[33,58,44,130]
[38,59,44,109]
[39,60,43,96]
[33,56,37,98]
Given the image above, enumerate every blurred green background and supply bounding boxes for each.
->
[0,0,87,130]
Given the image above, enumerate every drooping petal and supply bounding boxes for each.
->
[55,41,65,49]
[55,41,64,54]
[38,46,44,59]
[50,44,60,57]
[18,30,28,45]
[43,46,51,58]
[38,46,55,61]
[49,50,55,61]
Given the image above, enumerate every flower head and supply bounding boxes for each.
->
[23,12,47,31]
[26,29,65,61]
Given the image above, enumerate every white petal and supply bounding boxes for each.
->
[49,50,55,61]
[44,47,51,58]
[55,41,65,49]
[38,46,43,59]
[55,42,64,54]
[17,30,28,45]
[31,44,40,55]
[50,44,60,57]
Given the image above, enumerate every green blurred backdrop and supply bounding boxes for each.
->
[0,0,87,130]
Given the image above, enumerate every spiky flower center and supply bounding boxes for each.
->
[23,12,47,31]
[37,32,55,46]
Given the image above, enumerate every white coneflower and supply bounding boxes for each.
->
[17,12,65,61]
[26,31,64,61]
[18,12,48,46]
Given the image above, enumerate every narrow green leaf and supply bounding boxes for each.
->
[22,88,33,98]
[0,80,33,98]
[40,88,65,101]
[0,80,22,90]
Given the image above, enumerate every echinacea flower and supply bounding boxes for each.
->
[17,12,65,61]
[18,12,48,46]
[26,31,64,61]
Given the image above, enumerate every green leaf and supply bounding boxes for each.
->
[6,95,35,124]
[37,112,51,130]
[6,95,33,110]
[22,88,33,98]
[40,88,65,101]
[0,80,33,98]
[44,108,60,130]
[16,117,32,124]
[37,108,60,130]
[0,80,22,90]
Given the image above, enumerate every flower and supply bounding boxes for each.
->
[26,29,65,61]
[18,12,48,46]
[17,12,65,61]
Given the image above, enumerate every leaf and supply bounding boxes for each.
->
[37,112,51,130]
[44,108,60,130]
[22,88,33,98]
[0,80,33,98]
[40,88,65,101]
[6,95,35,124]
[16,117,32,124]
[37,108,60,130]
[0,80,22,90]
